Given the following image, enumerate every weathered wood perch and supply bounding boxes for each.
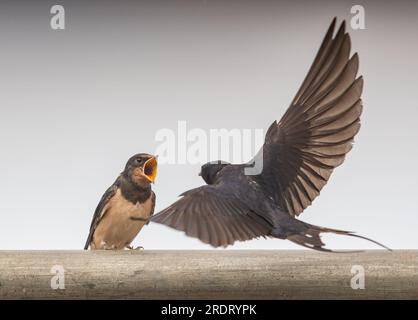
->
[0,250,417,299]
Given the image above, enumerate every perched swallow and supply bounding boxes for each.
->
[84,153,158,250]
[152,19,390,252]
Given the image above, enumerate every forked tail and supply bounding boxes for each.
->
[273,220,392,252]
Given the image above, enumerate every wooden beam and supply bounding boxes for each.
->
[0,250,417,299]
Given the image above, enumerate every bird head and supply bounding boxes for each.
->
[199,160,229,185]
[124,153,158,186]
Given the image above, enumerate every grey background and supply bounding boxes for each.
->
[0,0,417,250]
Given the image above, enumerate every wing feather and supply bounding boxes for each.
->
[83,182,118,250]
[260,19,363,216]
[152,185,272,247]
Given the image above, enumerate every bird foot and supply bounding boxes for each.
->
[125,245,144,250]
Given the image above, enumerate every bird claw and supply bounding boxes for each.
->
[125,245,144,250]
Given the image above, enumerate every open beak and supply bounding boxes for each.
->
[143,155,158,183]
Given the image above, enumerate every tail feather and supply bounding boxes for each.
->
[284,223,392,252]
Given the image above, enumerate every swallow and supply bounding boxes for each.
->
[84,153,158,250]
[152,19,391,252]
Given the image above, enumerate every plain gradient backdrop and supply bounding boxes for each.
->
[0,0,417,250]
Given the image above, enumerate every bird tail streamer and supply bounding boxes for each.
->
[273,220,392,253]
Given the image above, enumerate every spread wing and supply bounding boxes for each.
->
[260,18,363,216]
[151,185,273,247]
[83,182,118,250]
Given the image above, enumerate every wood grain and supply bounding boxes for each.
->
[0,250,417,299]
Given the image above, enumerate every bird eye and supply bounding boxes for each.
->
[136,158,143,164]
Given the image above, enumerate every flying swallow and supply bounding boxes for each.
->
[84,153,158,250]
[151,19,390,252]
